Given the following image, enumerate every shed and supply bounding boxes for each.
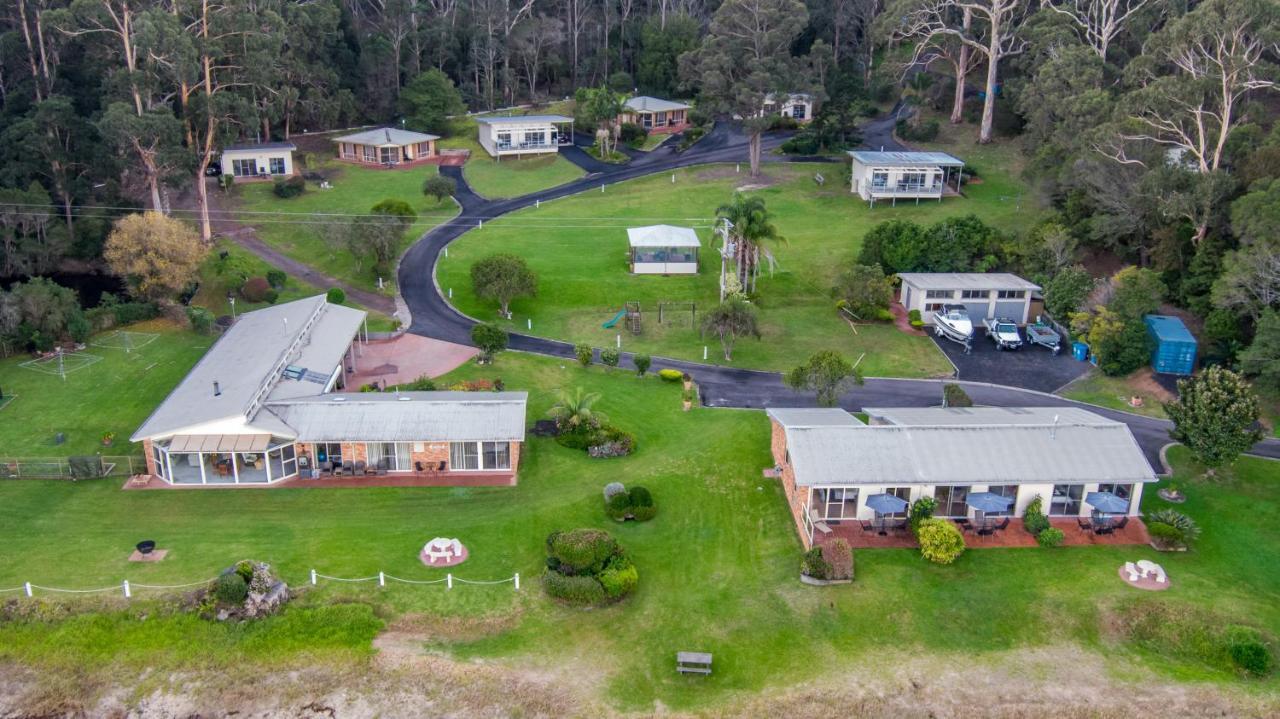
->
[897,273,1041,325]
[1144,315,1197,376]
[220,141,297,181]
[627,225,699,275]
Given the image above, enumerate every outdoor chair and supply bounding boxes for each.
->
[954,518,973,532]
[1114,516,1129,531]
[1077,518,1092,531]
[993,518,1010,532]
[319,461,332,474]
[332,462,347,477]
[436,461,447,472]
[353,460,366,475]
[860,520,875,533]
[341,460,354,475]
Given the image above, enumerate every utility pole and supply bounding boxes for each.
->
[716,217,734,303]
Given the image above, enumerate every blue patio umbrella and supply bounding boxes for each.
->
[1086,491,1129,514]
[965,492,1014,513]
[866,493,908,515]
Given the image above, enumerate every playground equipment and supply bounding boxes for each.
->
[658,301,697,327]
[602,303,642,335]
[603,309,626,329]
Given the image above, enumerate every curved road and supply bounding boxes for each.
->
[398,122,1280,471]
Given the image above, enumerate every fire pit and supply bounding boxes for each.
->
[136,540,157,555]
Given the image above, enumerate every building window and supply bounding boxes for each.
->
[1050,484,1084,516]
[933,485,970,518]
[362,145,376,162]
[269,157,286,174]
[379,146,395,164]
[925,290,952,299]
[482,441,511,470]
[449,441,511,471]
[1096,483,1133,513]
[496,131,512,149]
[925,302,946,313]
[450,441,479,470]
[960,290,987,299]
[997,290,1027,299]
[988,485,1018,515]
[152,443,167,479]
[366,442,412,471]
[900,171,926,189]
[314,442,343,466]
[792,103,806,120]
[811,487,859,521]
[523,131,544,146]
[231,158,256,176]
[871,171,889,187]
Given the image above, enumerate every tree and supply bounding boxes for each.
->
[371,199,417,228]
[1043,265,1095,319]
[680,0,810,176]
[637,15,699,96]
[98,103,186,213]
[1108,266,1165,319]
[400,69,465,135]
[832,264,893,318]
[633,354,652,376]
[1044,0,1153,61]
[893,0,1030,143]
[471,322,509,362]
[858,215,994,274]
[547,387,607,431]
[0,278,86,351]
[785,350,865,406]
[1231,179,1280,249]
[1240,309,1280,391]
[103,213,205,301]
[882,0,980,124]
[470,253,537,318]
[575,85,626,157]
[716,194,783,294]
[1165,366,1263,472]
[422,175,457,203]
[1070,305,1150,376]
[701,297,760,361]
[1212,243,1280,320]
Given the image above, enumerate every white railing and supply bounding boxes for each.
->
[309,569,520,590]
[869,183,944,195]
[496,142,553,151]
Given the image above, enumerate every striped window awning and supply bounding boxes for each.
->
[166,434,271,453]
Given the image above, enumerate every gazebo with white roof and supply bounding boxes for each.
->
[627,225,700,274]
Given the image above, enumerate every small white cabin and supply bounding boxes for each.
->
[220,141,297,181]
[627,225,700,275]
[474,115,574,158]
[848,150,965,205]
[764,93,814,123]
[898,273,1041,326]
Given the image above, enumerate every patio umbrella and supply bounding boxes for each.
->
[1086,491,1129,514]
[865,493,908,515]
[965,492,1014,514]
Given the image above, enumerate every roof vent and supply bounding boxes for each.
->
[332,396,347,402]
[397,396,412,401]
[213,381,221,397]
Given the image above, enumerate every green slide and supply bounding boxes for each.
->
[602,309,626,329]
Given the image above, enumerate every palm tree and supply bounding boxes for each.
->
[715,193,782,294]
[547,388,608,431]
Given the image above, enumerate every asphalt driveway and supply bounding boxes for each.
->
[930,327,1091,393]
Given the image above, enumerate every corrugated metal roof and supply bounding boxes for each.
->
[848,150,964,167]
[223,141,297,152]
[473,114,572,124]
[767,407,864,428]
[626,225,700,248]
[864,406,1112,427]
[783,416,1156,487]
[131,296,365,441]
[331,127,440,146]
[265,392,528,442]
[625,96,690,113]
[896,273,1041,291]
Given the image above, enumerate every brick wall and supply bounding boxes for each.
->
[770,419,812,549]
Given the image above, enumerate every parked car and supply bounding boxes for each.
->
[204,161,223,177]
[983,317,1023,351]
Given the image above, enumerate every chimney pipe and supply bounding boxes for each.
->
[214,381,222,397]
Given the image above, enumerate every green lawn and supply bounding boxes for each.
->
[638,133,672,152]
[232,161,457,294]
[434,161,1034,375]
[1,352,1277,709]
[1060,370,1171,420]
[437,103,586,199]
[0,320,209,457]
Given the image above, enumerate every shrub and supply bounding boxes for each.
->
[634,354,651,376]
[266,269,287,289]
[186,306,214,335]
[264,289,279,304]
[801,547,830,579]
[400,375,436,391]
[234,560,255,583]
[587,425,636,458]
[600,347,620,367]
[908,309,922,322]
[1036,527,1065,548]
[1144,508,1200,546]
[1147,522,1181,543]
[825,539,854,580]
[549,529,617,574]
[780,133,821,155]
[219,174,235,191]
[677,126,706,151]
[917,519,965,564]
[575,342,593,366]
[422,174,456,202]
[943,383,973,408]
[619,122,647,147]
[629,486,656,521]
[1023,496,1050,535]
[1227,628,1273,676]
[326,287,346,305]
[606,490,633,520]
[603,482,627,502]
[874,308,894,322]
[909,496,937,533]
[598,556,638,599]
[543,572,605,605]
[471,322,509,361]
[768,115,799,131]
[272,175,306,199]
[213,572,248,604]
[240,277,271,302]
[896,118,940,142]
[658,368,683,382]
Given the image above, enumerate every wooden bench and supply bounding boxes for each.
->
[676,651,712,675]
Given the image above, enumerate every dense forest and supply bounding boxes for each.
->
[1,0,1278,385]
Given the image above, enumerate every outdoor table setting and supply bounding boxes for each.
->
[1086,491,1129,534]
[865,493,908,536]
[965,492,1014,536]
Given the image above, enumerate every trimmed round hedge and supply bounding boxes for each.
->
[543,529,637,606]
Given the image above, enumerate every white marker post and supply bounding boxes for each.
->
[378,571,385,587]
[122,580,131,598]
[448,288,453,298]
[24,582,32,597]
[527,318,532,330]
[310,569,317,586]
[703,346,708,360]
[616,334,621,349]
[514,573,520,590]
[446,573,453,589]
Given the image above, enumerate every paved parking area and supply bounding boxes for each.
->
[930,328,1091,393]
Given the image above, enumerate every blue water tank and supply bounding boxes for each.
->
[1072,341,1089,362]
[1144,315,1197,376]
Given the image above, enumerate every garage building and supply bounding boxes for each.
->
[898,272,1042,325]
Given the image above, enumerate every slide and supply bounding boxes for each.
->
[602,309,627,329]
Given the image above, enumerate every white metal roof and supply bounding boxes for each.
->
[896,273,1041,292]
[223,141,296,153]
[864,406,1111,427]
[848,150,964,167]
[625,96,690,113]
[131,296,365,441]
[264,392,528,442]
[331,127,440,146]
[767,407,865,428]
[781,409,1156,487]
[626,225,700,248]
[474,114,572,125]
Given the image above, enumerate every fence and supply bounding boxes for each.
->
[0,455,146,480]
[0,577,216,599]
[310,569,520,591]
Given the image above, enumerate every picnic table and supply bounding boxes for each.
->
[676,651,713,675]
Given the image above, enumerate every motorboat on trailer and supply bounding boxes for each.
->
[932,304,974,346]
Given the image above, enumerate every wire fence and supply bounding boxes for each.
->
[310,569,520,590]
[0,455,146,480]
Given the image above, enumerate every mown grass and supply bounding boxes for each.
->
[434,161,1034,374]
[439,103,586,199]
[232,161,457,294]
[1060,370,1171,420]
[0,352,1277,709]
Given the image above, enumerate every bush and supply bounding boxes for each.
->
[1036,527,1065,548]
[326,287,346,305]
[874,308,894,322]
[543,571,606,604]
[1144,508,1200,546]
[587,424,636,458]
[658,368,683,382]
[240,277,270,302]
[471,322,509,361]
[801,547,830,579]
[600,347,620,367]
[263,289,279,304]
[629,486,656,521]
[943,383,973,408]
[400,375,436,391]
[272,175,306,199]
[896,118,939,142]
[575,342,593,366]
[768,115,799,131]
[606,490,632,520]
[1023,496,1050,535]
[687,108,710,127]
[266,269,287,289]
[549,529,617,574]
[1147,522,1181,543]
[422,175,456,203]
[909,496,937,533]
[634,354,651,376]
[677,126,706,151]
[234,560,255,583]
[603,482,627,502]
[780,133,821,155]
[825,539,854,580]
[908,309,922,322]
[619,122,647,147]
[598,556,638,598]
[213,572,248,604]
[543,528,634,605]
[917,519,965,564]
[186,306,215,335]
[1227,629,1274,676]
